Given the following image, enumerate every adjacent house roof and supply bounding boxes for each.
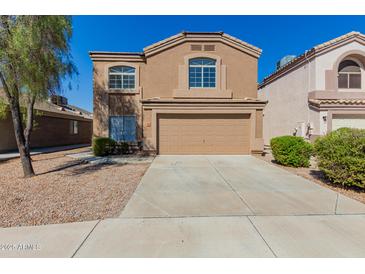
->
[35,100,93,120]
[259,31,365,88]
[89,31,262,61]
[0,89,92,120]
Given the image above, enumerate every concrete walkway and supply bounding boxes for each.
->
[1,155,365,257]
[0,144,90,161]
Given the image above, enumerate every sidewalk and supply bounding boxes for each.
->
[0,144,90,162]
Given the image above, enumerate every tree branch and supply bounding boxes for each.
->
[0,71,12,100]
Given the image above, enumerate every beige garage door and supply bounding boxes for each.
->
[332,114,365,130]
[158,113,251,155]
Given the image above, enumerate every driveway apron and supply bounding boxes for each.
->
[75,156,365,257]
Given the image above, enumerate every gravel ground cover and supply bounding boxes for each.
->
[0,148,150,228]
[257,153,365,204]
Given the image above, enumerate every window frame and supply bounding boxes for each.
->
[70,120,79,135]
[188,58,217,89]
[337,59,362,90]
[108,66,136,91]
[109,115,137,142]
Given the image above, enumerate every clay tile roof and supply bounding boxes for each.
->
[259,31,365,88]
[308,98,365,106]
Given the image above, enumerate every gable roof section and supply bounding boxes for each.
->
[143,32,262,58]
[259,31,365,88]
[89,31,262,61]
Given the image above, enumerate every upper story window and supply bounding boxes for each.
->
[189,58,216,88]
[338,60,361,89]
[108,66,136,90]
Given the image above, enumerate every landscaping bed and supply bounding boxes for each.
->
[0,147,150,228]
[257,152,365,204]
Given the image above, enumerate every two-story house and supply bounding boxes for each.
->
[90,32,266,155]
[259,31,365,145]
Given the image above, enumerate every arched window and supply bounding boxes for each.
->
[108,66,136,90]
[338,60,361,89]
[189,58,216,88]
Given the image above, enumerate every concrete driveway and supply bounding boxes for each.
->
[2,155,365,257]
[75,156,365,257]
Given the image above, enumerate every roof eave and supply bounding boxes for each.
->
[89,51,145,62]
[143,32,262,58]
[141,98,267,104]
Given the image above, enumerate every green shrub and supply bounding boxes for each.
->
[92,137,116,156]
[314,128,365,189]
[270,136,313,167]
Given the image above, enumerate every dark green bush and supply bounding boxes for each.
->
[270,136,313,167]
[114,142,129,155]
[314,128,365,189]
[92,137,116,156]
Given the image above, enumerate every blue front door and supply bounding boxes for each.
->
[109,116,136,142]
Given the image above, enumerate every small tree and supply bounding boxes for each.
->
[0,16,76,177]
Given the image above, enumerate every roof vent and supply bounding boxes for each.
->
[203,45,215,51]
[276,55,296,70]
[191,44,202,51]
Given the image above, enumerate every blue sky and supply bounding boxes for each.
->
[65,15,365,112]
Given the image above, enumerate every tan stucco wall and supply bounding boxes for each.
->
[142,109,153,149]
[141,42,258,100]
[255,109,263,138]
[93,62,110,137]
[93,62,144,138]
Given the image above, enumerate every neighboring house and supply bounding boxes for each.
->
[0,93,93,153]
[259,31,365,146]
[90,32,266,155]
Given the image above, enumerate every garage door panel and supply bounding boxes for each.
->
[332,114,365,130]
[158,113,251,155]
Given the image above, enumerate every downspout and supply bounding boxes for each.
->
[304,50,312,139]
